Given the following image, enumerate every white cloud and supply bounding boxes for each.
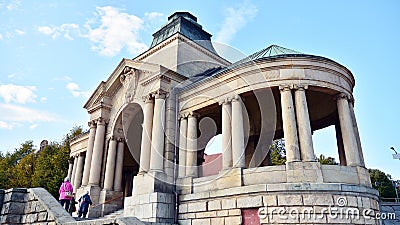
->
[37,6,158,56]
[0,84,37,104]
[29,124,38,129]
[0,33,2,40]
[52,75,72,82]
[15,29,25,35]
[38,26,54,35]
[145,12,164,21]
[5,0,21,10]
[0,103,57,124]
[66,82,90,98]
[37,23,80,40]
[40,97,47,102]
[84,6,147,56]
[7,73,16,79]
[215,1,258,44]
[0,121,21,130]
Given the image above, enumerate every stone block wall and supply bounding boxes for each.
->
[178,183,381,225]
[0,188,75,225]
[380,202,400,225]
[124,192,176,224]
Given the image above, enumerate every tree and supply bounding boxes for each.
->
[317,154,339,165]
[269,139,286,165]
[0,141,35,189]
[369,169,397,200]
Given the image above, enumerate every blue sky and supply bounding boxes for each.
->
[1,1,399,179]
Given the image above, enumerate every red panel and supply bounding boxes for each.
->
[242,208,261,225]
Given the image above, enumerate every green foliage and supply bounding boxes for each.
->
[0,126,83,199]
[317,154,339,165]
[369,169,397,199]
[269,139,286,165]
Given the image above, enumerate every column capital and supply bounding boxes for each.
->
[117,137,124,142]
[179,112,189,119]
[218,97,232,105]
[279,85,293,92]
[79,151,85,157]
[334,92,350,101]
[188,111,200,118]
[142,94,154,103]
[231,94,242,102]
[293,84,308,91]
[152,90,167,99]
[96,117,106,126]
[88,120,97,128]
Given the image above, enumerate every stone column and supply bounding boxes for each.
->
[349,100,365,167]
[150,92,166,173]
[178,115,188,178]
[71,155,78,186]
[82,120,97,186]
[114,139,125,192]
[89,117,106,185]
[139,95,154,174]
[67,158,74,179]
[186,112,198,177]
[294,86,316,161]
[231,96,246,168]
[280,86,301,162]
[335,123,347,166]
[104,137,118,191]
[73,152,85,190]
[221,99,233,169]
[336,93,360,166]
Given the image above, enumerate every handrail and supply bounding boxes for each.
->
[90,195,124,208]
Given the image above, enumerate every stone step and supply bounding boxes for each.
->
[101,208,124,219]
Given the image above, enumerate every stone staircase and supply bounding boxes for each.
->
[101,208,124,219]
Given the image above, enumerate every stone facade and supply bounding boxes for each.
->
[65,11,383,224]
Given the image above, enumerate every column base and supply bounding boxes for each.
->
[286,161,323,183]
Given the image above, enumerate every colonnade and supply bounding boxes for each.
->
[177,85,365,178]
[67,118,125,192]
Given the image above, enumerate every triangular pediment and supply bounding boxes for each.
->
[83,58,187,111]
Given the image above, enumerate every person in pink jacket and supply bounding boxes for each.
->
[59,177,74,211]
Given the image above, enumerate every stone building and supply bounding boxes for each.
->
[69,12,380,224]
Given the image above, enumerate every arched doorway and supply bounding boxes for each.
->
[119,103,144,197]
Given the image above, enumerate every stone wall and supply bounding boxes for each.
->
[380,202,400,225]
[0,188,175,225]
[178,183,380,225]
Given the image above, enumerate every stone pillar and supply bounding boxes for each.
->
[294,86,316,161]
[150,92,166,173]
[231,96,246,168]
[73,152,85,191]
[89,118,106,185]
[82,121,97,186]
[104,137,118,191]
[114,139,125,192]
[178,115,188,178]
[335,123,347,166]
[186,113,198,177]
[221,99,233,169]
[139,95,154,174]
[71,155,78,187]
[67,158,74,179]
[280,86,301,162]
[349,100,365,167]
[336,93,360,166]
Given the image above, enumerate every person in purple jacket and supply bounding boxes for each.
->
[59,177,74,211]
